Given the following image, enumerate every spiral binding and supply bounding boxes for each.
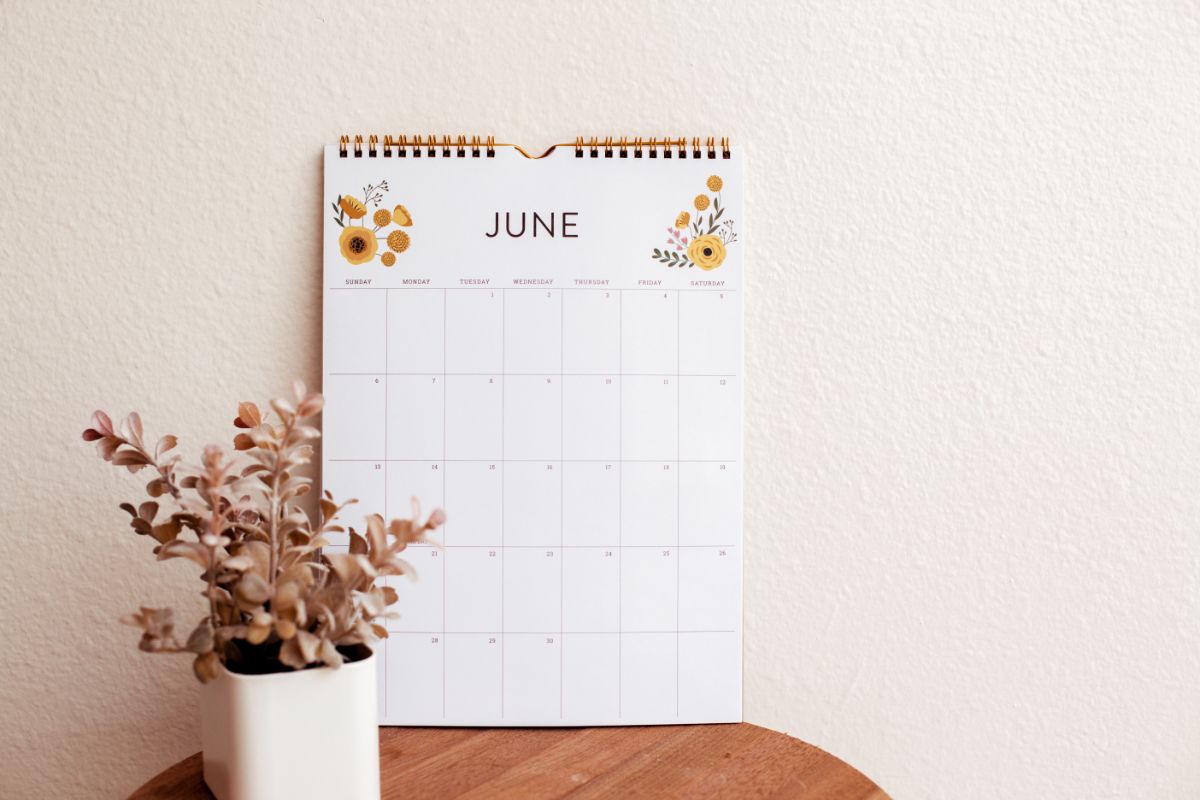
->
[338,135,730,159]
[572,136,730,160]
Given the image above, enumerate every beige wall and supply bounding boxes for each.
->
[2,2,1199,797]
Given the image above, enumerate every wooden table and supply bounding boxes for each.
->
[130,724,888,799]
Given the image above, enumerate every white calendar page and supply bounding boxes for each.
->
[321,143,743,726]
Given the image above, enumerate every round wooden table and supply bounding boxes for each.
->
[131,723,888,799]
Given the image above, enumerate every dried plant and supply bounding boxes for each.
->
[82,381,444,682]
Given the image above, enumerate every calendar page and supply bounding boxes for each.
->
[322,142,743,726]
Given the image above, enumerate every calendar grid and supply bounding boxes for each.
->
[325,286,741,724]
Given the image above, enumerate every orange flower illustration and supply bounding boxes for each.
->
[339,196,368,219]
[338,226,377,265]
[652,174,737,268]
[387,230,410,253]
[332,180,412,266]
[688,235,726,270]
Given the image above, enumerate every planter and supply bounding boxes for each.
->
[199,649,380,800]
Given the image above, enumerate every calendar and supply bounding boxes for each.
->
[322,135,743,726]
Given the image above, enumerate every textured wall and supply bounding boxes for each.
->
[1,1,1198,797]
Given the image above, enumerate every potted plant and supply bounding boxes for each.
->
[82,382,443,800]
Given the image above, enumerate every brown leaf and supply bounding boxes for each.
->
[156,435,177,457]
[326,553,359,584]
[318,637,342,668]
[235,402,262,429]
[194,651,221,683]
[245,619,271,645]
[150,518,181,544]
[360,590,385,617]
[296,393,324,418]
[365,514,387,556]
[275,618,297,640]
[230,541,271,580]
[91,410,115,436]
[156,541,209,569]
[185,624,214,654]
[389,556,417,579]
[295,630,319,662]
[272,581,301,612]
[348,530,368,555]
[278,637,306,670]
[120,412,144,444]
[111,449,151,467]
[97,437,120,460]
[292,425,321,442]
[234,573,270,607]
[220,555,256,572]
[270,398,296,419]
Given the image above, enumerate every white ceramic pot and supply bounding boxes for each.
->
[199,650,380,800]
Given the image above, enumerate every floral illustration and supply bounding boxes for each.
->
[651,174,738,270]
[331,180,414,267]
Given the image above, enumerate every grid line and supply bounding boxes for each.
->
[442,288,447,718]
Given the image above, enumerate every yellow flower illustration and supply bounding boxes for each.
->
[338,226,377,265]
[393,205,413,226]
[675,211,690,229]
[373,209,392,227]
[706,175,723,192]
[693,194,710,211]
[339,196,368,220]
[387,230,411,253]
[688,235,726,270]
[381,252,396,267]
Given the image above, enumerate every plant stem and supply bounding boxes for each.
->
[205,477,222,629]
[266,414,295,589]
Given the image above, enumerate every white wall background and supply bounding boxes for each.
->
[1,1,1198,797]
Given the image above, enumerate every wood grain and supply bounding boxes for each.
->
[129,724,889,799]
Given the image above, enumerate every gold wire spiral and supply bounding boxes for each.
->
[341,134,730,159]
